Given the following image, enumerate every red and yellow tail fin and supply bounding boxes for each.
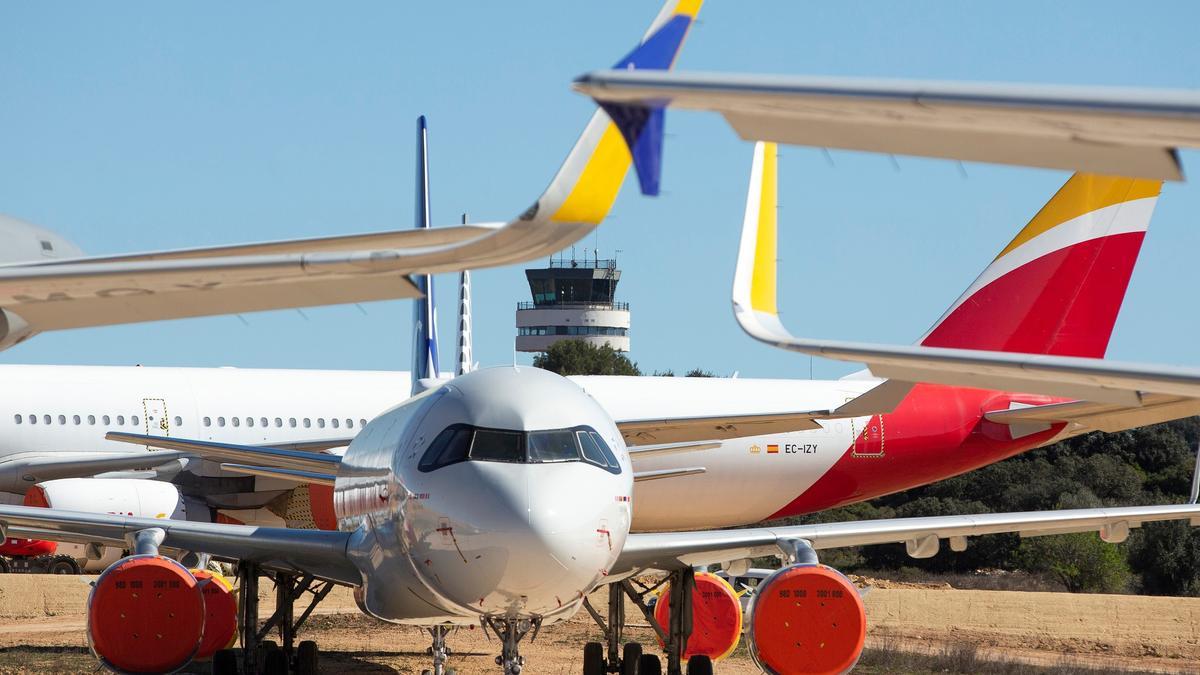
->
[920,174,1161,357]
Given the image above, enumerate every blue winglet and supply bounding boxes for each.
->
[603,14,693,197]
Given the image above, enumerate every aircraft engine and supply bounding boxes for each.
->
[30,478,187,519]
[653,571,743,661]
[745,564,866,675]
[192,568,239,661]
[87,555,206,673]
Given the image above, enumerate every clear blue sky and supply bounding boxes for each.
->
[1,2,1198,379]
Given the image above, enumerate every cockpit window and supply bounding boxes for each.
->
[418,424,621,474]
[469,429,525,463]
[528,430,580,463]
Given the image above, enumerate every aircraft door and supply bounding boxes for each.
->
[142,398,170,450]
[851,415,885,458]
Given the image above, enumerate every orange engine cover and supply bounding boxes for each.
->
[653,571,742,661]
[746,564,866,675]
[192,569,239,661]
[87,555,205,673]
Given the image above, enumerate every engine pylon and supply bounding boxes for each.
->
[87,555,206,673]
[746,564,866,675]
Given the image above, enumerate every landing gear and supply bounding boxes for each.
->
[582,568,698,675]
[235,563,333,674]
[422,625,457,675]
[483,616,540,675]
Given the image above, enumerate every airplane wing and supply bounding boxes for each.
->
[574,70,1200,189]
[0,451,190,489]
[0,504,359,584]
[0,0,705,349]
[615,504,1200,573]
[106,432,341,474]
[731,140,1200,435]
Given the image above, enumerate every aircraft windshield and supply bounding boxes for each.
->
[418,424,621,474]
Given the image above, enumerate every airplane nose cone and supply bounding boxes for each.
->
[419,462,626,617]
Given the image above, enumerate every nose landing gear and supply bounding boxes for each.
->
[483,616,540,675]
[422,625,456,675]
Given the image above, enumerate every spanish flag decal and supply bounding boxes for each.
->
[767,444,780,454]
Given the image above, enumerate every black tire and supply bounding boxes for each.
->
[638,654,662,675]
[263,648,288,675]
[686,654,714,675]
[583,641,605,675]
[621,643,642,675]
[48,556,80,575]
[212,648,239,675]
[296,639,319,675]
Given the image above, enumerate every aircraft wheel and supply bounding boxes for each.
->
[212,648,239,675]
[296,640,319,675]
[263,647,288,675]
[621,642,642,675]
[583,642,605,675]
[687,654,714,675]
[48,555,80,574]
[638,653,662,675]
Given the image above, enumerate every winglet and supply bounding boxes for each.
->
[564,1,701,199]
[732,142,787,341]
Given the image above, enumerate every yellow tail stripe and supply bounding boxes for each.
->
[550,123,632,225]
[751,143,779,314]
[995,173,1161,261]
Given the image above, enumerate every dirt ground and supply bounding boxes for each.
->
[0,576,1197,674]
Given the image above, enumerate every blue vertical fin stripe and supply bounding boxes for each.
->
[604,14,692,197]
[411,115,440,392]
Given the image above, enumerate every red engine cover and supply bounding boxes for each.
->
[653,571,742,661]
[192,569,239,661]
[7,486,58,557]
[747,565,866,675]
[87,555,205,673]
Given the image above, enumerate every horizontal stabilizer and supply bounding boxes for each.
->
[221,464,336,486]
[105,432,341,475]
[633,467,706,483]
[985,394,1200,438]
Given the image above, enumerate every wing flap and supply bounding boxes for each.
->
[106,432,341,474]
[617,412,822,445]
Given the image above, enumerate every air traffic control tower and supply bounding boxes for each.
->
[516,254,630,353]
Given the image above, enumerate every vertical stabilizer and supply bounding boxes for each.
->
[456,270,474,377]
[411,116,441,393]
[920,174,1161,357]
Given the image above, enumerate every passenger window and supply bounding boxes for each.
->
[331,418,340,429]
[57,415,66,425]
[469,430,524,463]
[131,416,139,426]
[528,430,580,463]
[13,414,20,424]
[232,417,240,427]
[88,415,96,425]
[204,417,212,427]
[274,418,283,428]
[116,415,125,425]
[418,425,473,472]
[246,417,254,427]
[260,417,267,427]
[303,418,311,428]
[317,418,326,429]
[289,418,297,428]
[72,415,81,425]
[28,415,36,425]
[346,419,354,429]
[174,416,182,426]
[218,417,226,427]
[102,415,111,425]
[359,419,367,427]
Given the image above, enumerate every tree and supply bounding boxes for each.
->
[1017,533,1131,593]
[532,340,640,376]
